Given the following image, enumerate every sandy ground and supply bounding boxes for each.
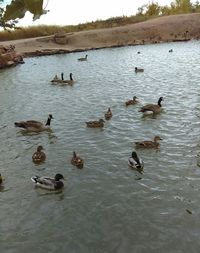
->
[1,13,200,56]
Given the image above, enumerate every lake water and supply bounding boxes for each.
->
[1,41,200,252]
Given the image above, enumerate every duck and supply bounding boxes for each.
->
[78,55,88,61]
[31,173,64,191]
[139,97,163,114]
[14,114,53,132]
[32,145,46,164]
[71,151,84,169]
[104,108,112,120]
[169,49,173,53]
[135,136,162,149]
[64,73,74,85]
[125,96,138,106]
[128,151,144,173]
[135,67,144,73]
[86,118,105,128]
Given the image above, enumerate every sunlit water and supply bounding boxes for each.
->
[1,41,200,252]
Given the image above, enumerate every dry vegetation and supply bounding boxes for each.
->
[0,15,151,41]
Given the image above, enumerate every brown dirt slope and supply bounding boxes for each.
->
[1,13,200,56]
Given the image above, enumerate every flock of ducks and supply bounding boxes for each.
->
[7,52,166,191]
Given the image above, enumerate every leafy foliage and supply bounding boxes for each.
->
[0,0,48,29]
[137,0,200,16]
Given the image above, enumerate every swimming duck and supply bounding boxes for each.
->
[139,97,163,114]
[104,108,112,120]
[135,136,162,149]
[31,173,64,190]
[86,118,105,128]
[169,49,173,52]
[135,67,144,73]
[125,96,138,106]
[14,114,53,132]
[128,151,144,172]
[78,55,88,61]
[32,145,46,164]
[71,151,84,169]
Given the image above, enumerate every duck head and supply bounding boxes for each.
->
[154,136,162,142]
[37,145,44,152]
[54,173,64,181]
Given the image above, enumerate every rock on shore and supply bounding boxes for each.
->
[0,45,24,69]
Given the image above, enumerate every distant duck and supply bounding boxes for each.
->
[64,73,74,85]
[169,49,173,52]
[104,108,112,120]
[32,145,46,164]
[135,67,144,73]
[125,96,138,106]
[137,51,141,54]
[14,114,53,132]
[71,151,84,169]
[135,136,162,149]
[139,97,163,114]
[86,118,105,128]
[128,151,144,172]
[78,55,88,61]
[31,173,64,191]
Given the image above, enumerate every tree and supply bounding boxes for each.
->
[0,0,48,29]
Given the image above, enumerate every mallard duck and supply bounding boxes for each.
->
[128,151,144,173]
[125,96,138,106]
[135,136,162,149]
[86,118,105,128]
[14,114,53,132]
[32,145,46,164]
[78,55,88,61]
[139,97,163,114]
[31,173,64,190]
[135,67,144,73]
[104,108,112,120]
[71,151,84,169]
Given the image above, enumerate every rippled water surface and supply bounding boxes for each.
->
[1,41,200,252]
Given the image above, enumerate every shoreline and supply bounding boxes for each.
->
[1,13,200,59]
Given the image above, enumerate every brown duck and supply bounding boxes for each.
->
[125,96,138,106]
[86,119,105,128]
[104,108,112,120]
[71,151,84,169]
[135,136,162,149]
[32,145,46,164]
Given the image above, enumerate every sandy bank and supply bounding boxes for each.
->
[1,13,200,57]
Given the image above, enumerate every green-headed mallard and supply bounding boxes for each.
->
[15,114,53,132]
[139,97,163,114]
[104,108,112,120]
[86,118,105,128]
[135,136,162,149]
[71,151,84,169]
[31,173,64,191]
[32,145,46,164]
[125,96,138,106]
